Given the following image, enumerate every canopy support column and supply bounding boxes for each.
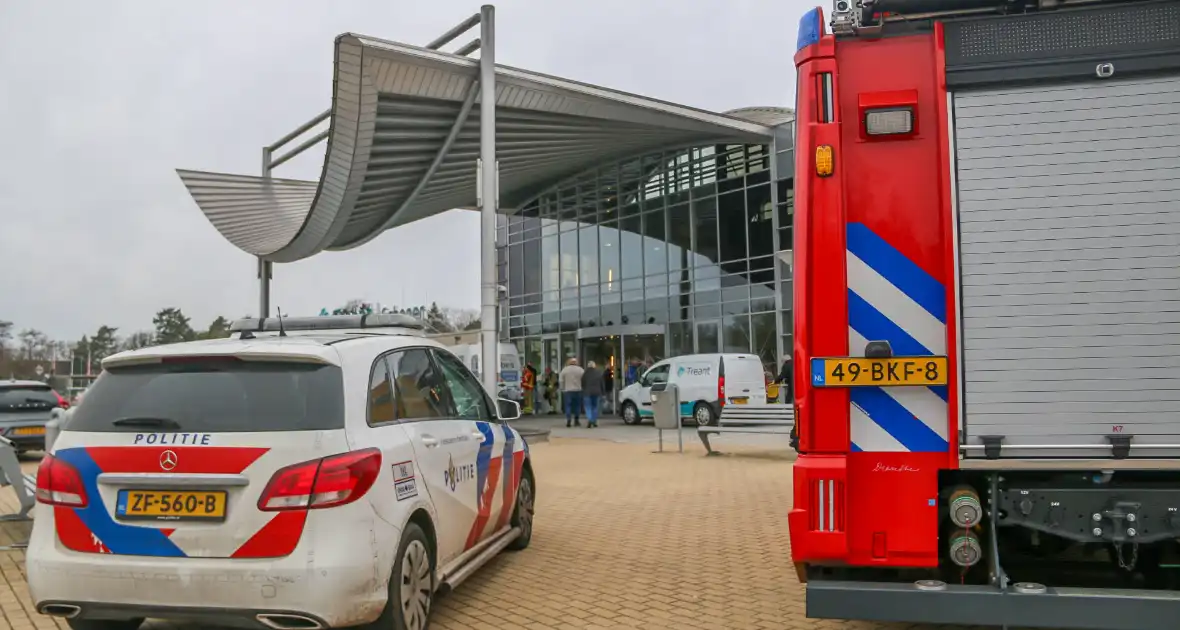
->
[478,4,499,396]
[259,146,274,318]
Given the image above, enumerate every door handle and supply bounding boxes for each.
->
[420,435,440,448]
[472,431,487,441]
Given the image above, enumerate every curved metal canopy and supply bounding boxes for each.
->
[177,33,790,264]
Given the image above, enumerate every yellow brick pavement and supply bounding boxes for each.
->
[0,440,1008,630]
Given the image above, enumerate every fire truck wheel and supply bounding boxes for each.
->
[693,402,717,427]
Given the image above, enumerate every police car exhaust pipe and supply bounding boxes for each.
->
[255,613,324,630]
[440,526,522,595]
[39,604,81,619]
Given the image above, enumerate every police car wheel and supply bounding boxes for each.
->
[694,403,717,427]
[621,402,641,425]
[507,468,535,551]
[372,522,433,630]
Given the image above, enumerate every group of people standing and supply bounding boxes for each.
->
[520,358,614,427]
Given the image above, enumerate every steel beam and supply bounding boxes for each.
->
[267,109,330,152]
[426,13,481,51]
[269,130,330,169]
[455,38,482,56]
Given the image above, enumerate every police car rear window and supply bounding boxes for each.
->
[66,358,344,433]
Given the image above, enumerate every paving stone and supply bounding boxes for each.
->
[1,440,1030,630]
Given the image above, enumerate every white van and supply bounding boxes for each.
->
[617,353,768,427]
[450,342,524,402]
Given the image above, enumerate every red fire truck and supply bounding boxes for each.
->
[788,1,1180,628]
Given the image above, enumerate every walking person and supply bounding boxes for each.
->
[522,363,537,415]
[542,367,557,415]
[603,366,615,415]
[776,356,793,404]
[581,361,605,428]
[559,358,585,427]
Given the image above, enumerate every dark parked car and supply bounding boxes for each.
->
[0,379,64,453]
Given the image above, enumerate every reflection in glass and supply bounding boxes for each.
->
[598,222,619,292]
[542,233,559,294]
[751,312,777,373]
[580,226,599,286]
[692,195,719,264]
[524,239,541,295]
[559,229,579,290]
[643,210,667,276]
[669,322,692,357]
[718,191,746,263]
[497,142,793,373]
[696,320,720,354]
[723,314,751,354]
[746,184,774,260]
[620,214,643,279]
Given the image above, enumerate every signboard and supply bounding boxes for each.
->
[319,303,426,318]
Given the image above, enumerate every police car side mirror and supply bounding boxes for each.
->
[496,398,522,421]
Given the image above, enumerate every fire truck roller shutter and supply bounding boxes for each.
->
[953,73,1180,459]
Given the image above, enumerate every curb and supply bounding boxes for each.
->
[515,427,552,444]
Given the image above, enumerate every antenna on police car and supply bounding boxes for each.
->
[275,307,288,337]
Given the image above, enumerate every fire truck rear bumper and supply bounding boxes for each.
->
[807,579,1180,630]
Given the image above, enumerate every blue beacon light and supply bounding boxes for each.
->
[796,7,824,52]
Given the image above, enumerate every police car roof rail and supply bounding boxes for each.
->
[229,313,426,335]
[830,0,1139,37]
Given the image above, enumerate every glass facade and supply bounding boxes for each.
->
[498,142,793,382]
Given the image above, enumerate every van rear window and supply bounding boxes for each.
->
[66,359,344,433]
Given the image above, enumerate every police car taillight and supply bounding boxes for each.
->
[36,454,89,508]
[258,448,382,511]
[718,375,726,407]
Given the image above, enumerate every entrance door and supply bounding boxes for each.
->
[542,337,560,373]
[581,336,621,375]
[581,336,622,414]
[695,320,720,354]
[538,336,560,413]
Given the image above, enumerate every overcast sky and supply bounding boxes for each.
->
[0,0,810,342]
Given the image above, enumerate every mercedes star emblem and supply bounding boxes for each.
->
[159,450,178,472]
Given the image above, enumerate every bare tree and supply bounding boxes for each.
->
[0,320,12,359]
[441,307,479,331]
[122,331,155,351]
[18,329,49,361]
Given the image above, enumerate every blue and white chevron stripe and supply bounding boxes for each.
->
[846,222,950,453]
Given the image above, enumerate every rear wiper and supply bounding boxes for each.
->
[112,417,182,429]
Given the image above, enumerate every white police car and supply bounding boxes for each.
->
[27,314,535,630]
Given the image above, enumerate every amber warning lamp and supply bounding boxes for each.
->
[815,145,834,177]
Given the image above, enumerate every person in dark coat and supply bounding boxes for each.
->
[602,367,615,415]
[776,357,793,404]
[581,361,605,428]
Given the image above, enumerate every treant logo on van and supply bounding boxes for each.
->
[677,365,712,377]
